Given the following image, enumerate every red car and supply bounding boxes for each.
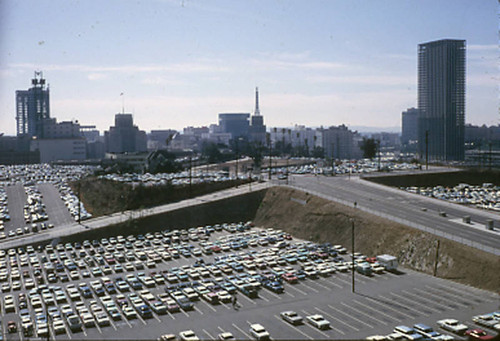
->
[366,257,377,263]
[282,273,298,284]
[465,329,494,341]
[8,321,17,333]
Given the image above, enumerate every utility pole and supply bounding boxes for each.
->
[489,142,492,170]
[377,140,381,171]
[286,157,289,185]
[331,142,335,176]
[425,130,429,170]
[433,240,440,276]
[268,133,272,180]
[189,155,192,196]
[351,218,355,293]
[235,140,239,188]
[77,181,81,225]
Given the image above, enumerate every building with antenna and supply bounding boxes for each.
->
[16,71,50,137]
[249,87,266,143]
[104,113,147,153]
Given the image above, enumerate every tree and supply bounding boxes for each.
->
[360,138,377,159]
[201,141,223,163]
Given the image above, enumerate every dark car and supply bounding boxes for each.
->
[137,305,153,319]
[67,314,82,332]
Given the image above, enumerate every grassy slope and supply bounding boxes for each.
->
[254,187,500,292]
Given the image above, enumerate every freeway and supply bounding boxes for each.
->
[287,174,500,255]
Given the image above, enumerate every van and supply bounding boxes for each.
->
[356,262,372,276]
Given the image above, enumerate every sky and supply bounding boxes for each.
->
[0,0,498,135]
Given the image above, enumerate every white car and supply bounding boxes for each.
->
[249,324,270,340]
[437,319,468,335]
[306,314,330,330]
[179,330,200,341]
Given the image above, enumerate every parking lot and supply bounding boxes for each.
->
[0,222,497,340]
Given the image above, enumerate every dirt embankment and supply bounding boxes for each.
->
[253,187,500,293]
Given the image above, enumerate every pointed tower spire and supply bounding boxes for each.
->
[254,87,260,116]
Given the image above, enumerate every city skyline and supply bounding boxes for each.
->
[0,0,497,136]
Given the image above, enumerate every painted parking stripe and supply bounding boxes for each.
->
[320,277,343,289]
[203,328,215,340]
[109,318,118,330]
[327,304,374,329]
[401,290,448,311]
[194,306,204,315]
[95,322,103,333]
[428,284,486,302]
[352,299,402,322]
[273,314,314,340]
[167,311,176,319]
[200,299,217,312]
[284,291,295,298]
[137,314,148,325]
[299,281,319,293]
[263,289,282,299]
[340,302,387,326]
[424,285,472,307]
[378,294,427,317]
[307,279,331,291]
[361,295,414,320]
[231,323,252,339]
[219,302,231,310]
[238,293,257,305]
[286,284,308,296]
[312,307,348,334]
[300,310,332,338]
[412,288,464,309]
[388,292,434,316]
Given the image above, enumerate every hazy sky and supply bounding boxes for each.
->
[0,0,497,135]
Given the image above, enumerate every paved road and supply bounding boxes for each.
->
[286,174,500,255]
[0,182,270,250]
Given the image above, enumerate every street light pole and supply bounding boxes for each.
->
[351,218,355,293]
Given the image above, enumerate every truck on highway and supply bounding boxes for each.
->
[376,254,398,272]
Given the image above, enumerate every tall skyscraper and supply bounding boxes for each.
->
[16,71,50,137]
[417,39,466,161]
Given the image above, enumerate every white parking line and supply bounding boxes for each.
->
[122,317,133,328]
[401,290,448,311]
[320,277,343,289]
[286,284,308,296]
[429,283,486,301]
[232,323,251,339]
[315,307,359,331]
[194,306,204,315]
[263,290,281,299]
[238,293,257,305]
[299,282,319,293]
[352,299,402,322]
[273,314,314,340]
[95,322,103,333]
[340,302,387,326]
[66,327,73,339]
[258,294,269,302]
[411,287,462,308]
[137,314,148,325]
[203,328,215,340]
[200,300,217,312]
[219,302,231,310]
[285,291,295,298]
[300,310,332,338]
[423,285,472,307]
[327,304,374,329]
[167,311,176,319]
[109,318,118,330]
[361,296,414,319]
[379,294,428,316]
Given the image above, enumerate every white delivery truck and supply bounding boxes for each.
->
[376,254,398,272]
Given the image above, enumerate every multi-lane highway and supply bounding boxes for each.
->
[287,174,500,255]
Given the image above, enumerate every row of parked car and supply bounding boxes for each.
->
[366,316,499,340]
[403,182,500,212]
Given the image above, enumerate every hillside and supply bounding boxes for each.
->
[254,186,500,292]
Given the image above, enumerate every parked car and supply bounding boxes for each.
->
[306,314,330,330]
[280,311,303,325]
[249,324,270,340]
[437,319,468,335]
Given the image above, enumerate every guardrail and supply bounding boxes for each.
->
[284,182,500,256]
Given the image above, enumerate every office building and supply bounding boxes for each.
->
[401,108,419,145]
[218,113,250,139]
[104,113,147,153]
[417,39,466,161]
[319,125,362,160]
[16,71,50,137]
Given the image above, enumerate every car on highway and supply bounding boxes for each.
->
[437,319,468,335]
[249,323,270,340]
[179,330,200,341]
[280,310,303,325]
[306,314,330,330]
